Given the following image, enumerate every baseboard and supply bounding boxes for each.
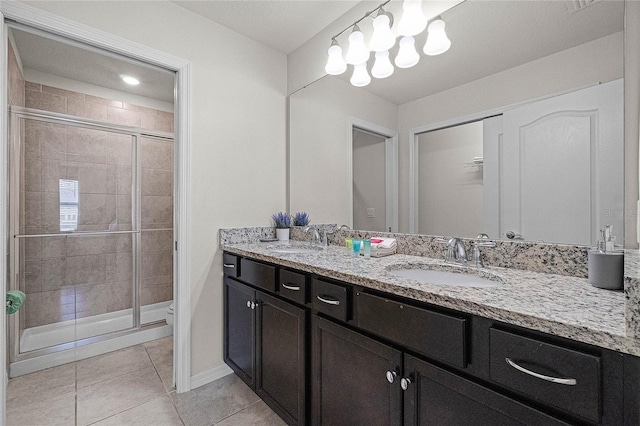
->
[190,363,234,390]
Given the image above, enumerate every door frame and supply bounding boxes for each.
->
[348,117,398,232]
[0,1,193,402]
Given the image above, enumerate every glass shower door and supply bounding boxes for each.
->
[12,115,139,354]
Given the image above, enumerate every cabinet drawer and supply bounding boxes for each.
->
[312,278,349,322]
[356,291,467,368]
[240,258,276,292]
[223,253,239,278]
[489,328,601,423]
[279,269,307,305]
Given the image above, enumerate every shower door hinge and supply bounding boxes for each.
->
[175,241,178,251]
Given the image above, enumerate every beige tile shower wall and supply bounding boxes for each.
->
[141,136,174,307]
[25,82,173,134]
[19,86,174,328]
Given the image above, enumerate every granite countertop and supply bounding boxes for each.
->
[222,241,640,356]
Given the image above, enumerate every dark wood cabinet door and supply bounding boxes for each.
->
[403,354,569,426]
[312,316,402,426]
[224,277,256,388]
[256,291,307,425]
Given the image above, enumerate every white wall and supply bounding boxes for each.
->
[289,75,397,226]
[398,31,623,232]
[353,129,386,232]
[23,0,288,376]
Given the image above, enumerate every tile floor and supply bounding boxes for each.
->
[6,337,286,426]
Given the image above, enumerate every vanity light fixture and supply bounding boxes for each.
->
[369,8,395,52]
[397,0,428,36]
[423,18,451,56]
[395,36,420,68]
[325,39,348,75]
[371,50,394,79]
[346,25,370,65]
[122,75,140,85]
[324,0,452,87]
[351,62,372,87]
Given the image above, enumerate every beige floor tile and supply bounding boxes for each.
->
[77,366,166,425]
[215,400,287,426]
[91,394,183,426]
[7,363,76,406]
[155,361,174,393]
[7,390,76,426]
[170,374,260,426]
[76,345,153,388]
[143,336,173,365]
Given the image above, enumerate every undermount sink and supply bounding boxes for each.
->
[387,265,502,288]
[269,245,324,254]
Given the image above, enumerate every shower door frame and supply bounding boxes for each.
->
[1,0,193,395]
[8,106,173,362]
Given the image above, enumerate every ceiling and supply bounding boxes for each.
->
[170,0,362,55]
[9,0,624,106]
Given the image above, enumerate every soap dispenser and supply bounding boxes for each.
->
[588,225,624,290]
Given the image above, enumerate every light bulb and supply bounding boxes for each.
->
[325,41,347,75]
[346,25,370,65]
[371,51,394,79]
[423,19,451,56]
[395,36,420,68]
[350,63,371,87]
[369,11,396,52]
[397,0,427,37]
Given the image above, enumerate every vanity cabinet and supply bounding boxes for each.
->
[223,252,636,425]
[402,354,569,426]
[223,255,308,425]
[312,315,402,425]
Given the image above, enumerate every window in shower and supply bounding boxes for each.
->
[59,179,79,231]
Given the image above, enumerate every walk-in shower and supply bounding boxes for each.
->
[8,106,174,376]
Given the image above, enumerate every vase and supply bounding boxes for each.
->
[276,228,290,241]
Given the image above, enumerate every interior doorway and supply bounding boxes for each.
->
[349,119,398,233]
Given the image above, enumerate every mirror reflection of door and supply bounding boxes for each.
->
[353,128,387,232]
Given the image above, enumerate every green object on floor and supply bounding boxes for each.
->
[6,290,25,314]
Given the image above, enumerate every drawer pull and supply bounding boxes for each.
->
[400,377,412,391]
[505,358,577,386]
[282,283,301,291]
[223,263,235,268]
[316,295,340,306]
[386,370,397,383]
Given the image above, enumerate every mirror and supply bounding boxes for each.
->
[289,0,625,245]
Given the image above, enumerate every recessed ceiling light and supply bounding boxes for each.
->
[122,76,140,85]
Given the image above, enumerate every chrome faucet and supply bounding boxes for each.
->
[304,226,321,245]
[436,237,467,265]
[448,237,468,265]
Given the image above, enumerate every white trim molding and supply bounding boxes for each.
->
[190,363,234,390]
[1,10,9,426]
[1,1,193,393]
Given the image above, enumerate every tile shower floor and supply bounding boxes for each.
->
[6,337,286,426]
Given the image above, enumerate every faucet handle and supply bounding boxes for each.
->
[471,240,496,267]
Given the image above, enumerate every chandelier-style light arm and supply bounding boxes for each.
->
[329,0,392,42]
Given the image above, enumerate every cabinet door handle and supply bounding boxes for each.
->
[223,263,235,268]
[505,358,577,386]
[246,300,252,309]
[400,377,412,391]
[386,370,397,383]
[316,295,340,305]
[282,283,301,291]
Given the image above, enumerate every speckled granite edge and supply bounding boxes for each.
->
[625,251,640,339]
[222,242,638,356]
